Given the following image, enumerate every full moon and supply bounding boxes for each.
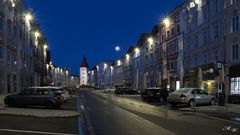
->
[115,46,120,51]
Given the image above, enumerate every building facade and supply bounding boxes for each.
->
[0,0,50,94]
[225,0,240,95]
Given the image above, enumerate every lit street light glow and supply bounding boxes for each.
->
[148,37,154,45]
[162,17,171,28]
[25,13,33,22]
[43,44,48,50]
[135,47,140,53]
[126,54,130,60]
[34,31,40,38]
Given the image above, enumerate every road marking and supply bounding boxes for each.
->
[0,129,75,135]
[77,92,84,135]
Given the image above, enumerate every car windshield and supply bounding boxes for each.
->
[174,88,190,94]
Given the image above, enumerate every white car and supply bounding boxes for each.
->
[167,88,216,107]
[104,88,116,93]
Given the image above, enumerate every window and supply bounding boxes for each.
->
[231,77,240,94]
[34,89,49,95]
[177,24,180,33]
[171,27,175,36]
[22,88,34,95]
[214,0,219,15]
[194,56,198,66]
[214,50,218,62]
[203,31,208,44]
[168,60,177,70]
[0,17,3,31]
[232,16,239,32]
[213,25,219,39]
[167,31,170,39]
[230,0,239,5]
[232,44,239,60]
[203,6,208,22]
[203,54,208,64]
[193,11,198,27]
[7,48,11,61]
[194,36,198,48]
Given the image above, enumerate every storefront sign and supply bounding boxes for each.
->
[216,61,222,70]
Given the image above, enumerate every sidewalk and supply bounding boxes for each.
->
[179,104,240,123]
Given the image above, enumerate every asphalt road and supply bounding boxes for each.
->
[79,90,240,135]
[0,97,79,135]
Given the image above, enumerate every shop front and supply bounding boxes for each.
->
[229,65,240,95]
[202,67,216,95]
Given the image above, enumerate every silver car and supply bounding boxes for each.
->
[167,88,216,107]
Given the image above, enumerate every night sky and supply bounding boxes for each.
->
[23,0,183,75]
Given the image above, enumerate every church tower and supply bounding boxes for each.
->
[80,56,89,86]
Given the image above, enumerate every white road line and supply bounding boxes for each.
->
[0,129,76,135]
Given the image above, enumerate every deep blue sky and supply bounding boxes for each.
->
[23,0,183,75]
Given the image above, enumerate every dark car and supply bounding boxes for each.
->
[141,88,174,102]
[115,87,137,95]
[115,88,124,95]
[4,87,64,109]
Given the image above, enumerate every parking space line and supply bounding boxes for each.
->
[0,128,75,135]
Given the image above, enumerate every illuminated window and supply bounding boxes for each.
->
[232,44,239,60]
[231,77,240,95]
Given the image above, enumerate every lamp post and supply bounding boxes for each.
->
[161,17,172,88]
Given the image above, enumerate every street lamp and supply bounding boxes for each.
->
[104,63,107,69]
[25,13,33,22]
[43,44,48,50]
[126,54,130,60]
[148,37,154,45]
[117,60,121,66]
[162,17,171,28]
[34,31,40,38]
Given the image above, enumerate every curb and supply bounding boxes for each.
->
[0,107,80,118]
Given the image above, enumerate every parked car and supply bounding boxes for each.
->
[114,87,124,95]
[167,88,216,107]
[4,87,64,109]
[114,87,137,95]
[104,88,116,93]
[141,88,173,102]
[123,88,138,95]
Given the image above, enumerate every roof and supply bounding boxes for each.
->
[80,56,89,68]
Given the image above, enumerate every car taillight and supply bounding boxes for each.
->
[179,94,186,99]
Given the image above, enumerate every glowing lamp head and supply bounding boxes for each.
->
[163,17,171,28]
[43,44,48,50]
[104,63,107,68]
[148,37,154,45]
[126,54,130,60]
[25,13,33,22]
[34,31,40,38]
[135,47,140,53]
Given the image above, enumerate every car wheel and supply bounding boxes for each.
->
[45,102,54,109]
[188,100,196,107]
[8,100,16,107]
[210,98,216,105]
